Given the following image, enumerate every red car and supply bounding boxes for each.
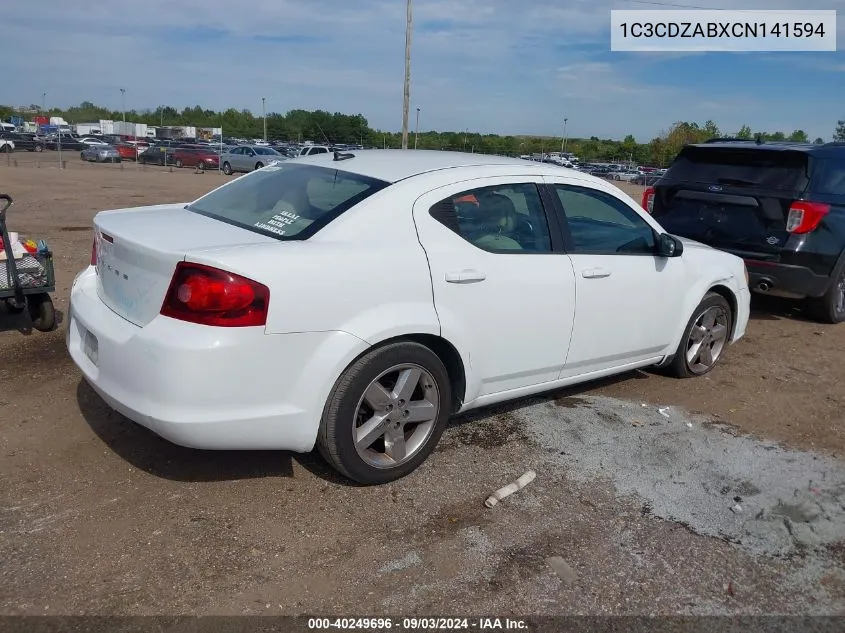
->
[116,143,140,161]
[173,147,219,169]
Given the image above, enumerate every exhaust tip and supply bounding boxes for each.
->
[757,279,774,292]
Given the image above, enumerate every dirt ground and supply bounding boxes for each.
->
[1,157,844,618]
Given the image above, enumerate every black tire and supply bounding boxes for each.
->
[158,158,164,166]
[34,144,43,152]
[222,162,233,175]
[2,144,11,153]
[28,294,56,332]
[3,298,25,314]
[254,162,264,170]
[175,158,183,168]
[317,341,452,485]
[806,257,845,324]
[80,152,86,161]
[667,292,733,379]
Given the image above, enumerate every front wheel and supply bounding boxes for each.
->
[34,144,43,152]
[175,159,183,168]
[80,152,86,160]
[317,341,452,484]
[222,162,233,175]
[254,162,264,170]
[667,292,732,378]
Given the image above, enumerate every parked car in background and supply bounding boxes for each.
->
[116,143,141,161]
[610,170,640,182]
[298,144,331,157]
[46,135,88,151]
[220,145,285,174]
[644,139,845,323]
[1,132,44,152]
[67,150,749,484]
[80,144,121,163]
[173,146,219,169]
[137,145,175,166]
[79,137,109,146]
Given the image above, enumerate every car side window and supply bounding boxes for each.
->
[554,185,656,255]
[429,183,553,253]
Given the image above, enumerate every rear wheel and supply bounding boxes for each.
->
[667,292,732,378]
[255,162,264,170]
[34,144,43,152]
[175,158,183,168]
[317,341,452,484]
[222,162,233,175]
[80,152,86,160]
[807,259,845,324]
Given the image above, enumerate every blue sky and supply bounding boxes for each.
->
[1,0,843,142]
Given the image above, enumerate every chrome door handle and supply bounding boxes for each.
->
[581,267,611,279]
[445,269,487,283]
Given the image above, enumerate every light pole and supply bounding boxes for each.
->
[41,92,47,112]
[120,88,126,123]
[401,0,413,149]
[414,107,420,150]
[262,97,267,141]
[562,117,568,154]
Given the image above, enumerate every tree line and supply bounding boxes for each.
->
[3,101,844,168]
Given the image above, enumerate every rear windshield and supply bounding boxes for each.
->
[811,158,845,195]
[187,163,389,240]
[664,147,810,191]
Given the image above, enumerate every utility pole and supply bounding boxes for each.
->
[120,88,126,123]
[401,0,413,149]
[414,106,420,150]
[41,92,46,112]
[562,117,569,154]
[262,97,267,141]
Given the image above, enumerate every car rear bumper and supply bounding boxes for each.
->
[745,260,831,298]
[67,268,369,452]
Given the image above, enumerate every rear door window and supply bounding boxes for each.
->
[187,163,389,240]
[665,147,810,192]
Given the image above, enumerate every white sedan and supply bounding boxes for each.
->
[66,150,750,484]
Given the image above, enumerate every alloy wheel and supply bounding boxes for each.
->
[685,305,729,374]
[353,364,440,468]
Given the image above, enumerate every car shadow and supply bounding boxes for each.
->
[76,370,650,486]
[748,294,817,323]
[0,303,64,334]
[76,380,299,483]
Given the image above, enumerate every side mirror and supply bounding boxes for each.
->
[657,233,684,258]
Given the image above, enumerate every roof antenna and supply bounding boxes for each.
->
[333,150,354,161]
[314,122,331,146]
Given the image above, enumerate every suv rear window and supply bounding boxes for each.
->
[811,159,845,195]
[187,163,389,240]
[664,147,810,191]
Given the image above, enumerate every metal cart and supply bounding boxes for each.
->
[0,193,57,331]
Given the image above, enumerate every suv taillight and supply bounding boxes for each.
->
[160,262,269,327]
[641,186,655,213]
[786,201,830,234]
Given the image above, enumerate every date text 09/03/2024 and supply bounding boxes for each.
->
[307,617,529,630]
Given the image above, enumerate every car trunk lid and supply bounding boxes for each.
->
[652,146,811,259]
[94,204,277,327]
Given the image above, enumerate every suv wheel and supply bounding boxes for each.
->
[807,259,845,324]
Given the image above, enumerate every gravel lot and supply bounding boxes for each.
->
[1,158,844,617]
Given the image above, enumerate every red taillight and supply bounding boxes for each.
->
[160,262,269,327]
[641,186,655,213]
[786,201,830,234]
[90,236,97,266]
